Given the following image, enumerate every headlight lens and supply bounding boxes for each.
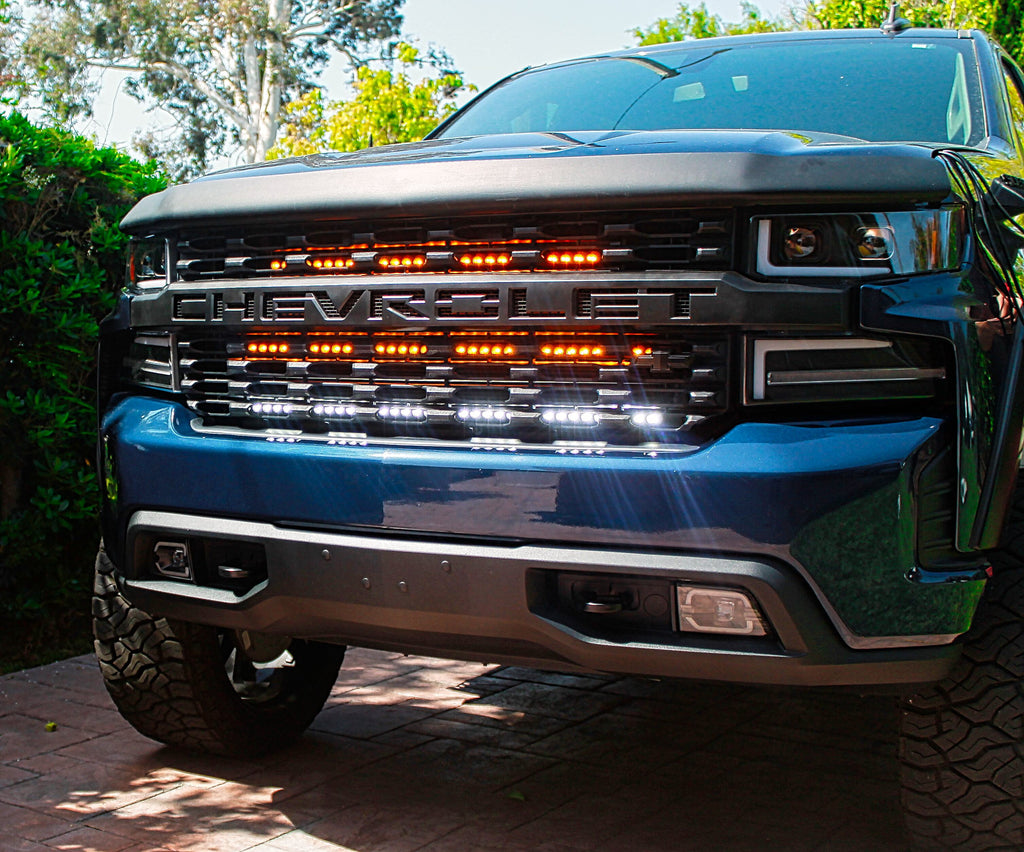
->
[126,237,169,292]
[756,207,963,278]
[783,225,822,260]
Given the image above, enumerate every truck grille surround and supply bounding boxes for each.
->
[128,204,953,450]
[131,208,741,449]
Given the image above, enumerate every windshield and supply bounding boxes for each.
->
[436,38,984,146]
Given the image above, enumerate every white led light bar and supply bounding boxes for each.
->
[628,409,665,427]
[312,403,358,417]
[540,409,602,425]
[251,402,294,416]
[377,405,427,421]
[457,407,511,423]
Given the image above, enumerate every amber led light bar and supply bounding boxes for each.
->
[378,254,427,269]
[539,343,605,359]
[545,250,601,267]
[246,341,291,355]
[457,252,511,268]
[263,245,607,274]
[374,340,428,357]
[454,342,517,358]
[307,257,355,270]
[239,333,658,365]
[309,341,353,355]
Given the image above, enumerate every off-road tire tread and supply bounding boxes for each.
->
[93,544,344,756]
[899,490,1024,851]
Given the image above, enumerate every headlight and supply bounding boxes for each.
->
[126,237,169,292]
[755,207,963,278]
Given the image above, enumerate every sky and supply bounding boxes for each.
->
[400,0,786,91]
[86,0,787,161]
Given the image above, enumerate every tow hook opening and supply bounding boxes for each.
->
[153,541,191,580]
[145,536,268,594]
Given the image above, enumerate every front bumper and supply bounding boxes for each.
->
[101,395,986,686]
[118,509,961,687]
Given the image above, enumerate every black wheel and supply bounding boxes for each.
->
[92,544,345,756]
[899,492,1024,850]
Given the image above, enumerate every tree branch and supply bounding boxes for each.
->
[144,59,247,128]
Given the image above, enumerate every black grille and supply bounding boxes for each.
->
[174,209,734,282]
[177,331,732,447]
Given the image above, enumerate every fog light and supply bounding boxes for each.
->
[676,585,767,636]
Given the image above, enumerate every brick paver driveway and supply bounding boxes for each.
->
[0,648,906,851]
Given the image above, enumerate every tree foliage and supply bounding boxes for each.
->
[0,0,24,103]
[0,112,164,617]
[806,0,992,30]
[269,42,470,157]
[634,1,783,43]
[634,0,1024,66]
[22,0,404,178]
[805,0,1018,60]
[988,0,1024,63]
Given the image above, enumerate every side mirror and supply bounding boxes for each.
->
[986,174,1024,219]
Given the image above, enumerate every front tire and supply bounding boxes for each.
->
[899,495,1024,850]
[92,545,344,756]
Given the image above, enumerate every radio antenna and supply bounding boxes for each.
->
[881,1,911,33]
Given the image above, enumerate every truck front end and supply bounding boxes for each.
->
[98,126,995,687]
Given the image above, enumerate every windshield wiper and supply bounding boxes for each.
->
[613,48,732,79]
[673,48,731,72]
[616,56,679,78]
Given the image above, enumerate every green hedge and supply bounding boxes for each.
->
[0,112,164,636]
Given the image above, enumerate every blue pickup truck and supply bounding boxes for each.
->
[94,22,1024,850]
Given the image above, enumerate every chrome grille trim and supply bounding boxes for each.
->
[189,420,702,456]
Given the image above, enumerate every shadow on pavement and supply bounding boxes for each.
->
[0,649,908,851]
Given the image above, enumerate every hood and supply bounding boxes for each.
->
[121,129,955,233]
[193,129,907,177]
